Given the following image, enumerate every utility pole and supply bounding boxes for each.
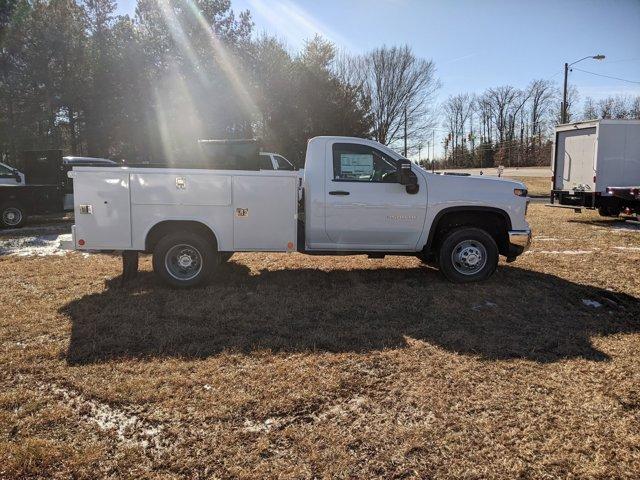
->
[403,106,407,157]
[561,62,569,124]
[562,54,605,124]
[432,130,435,171]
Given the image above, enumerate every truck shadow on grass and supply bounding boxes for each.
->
[61,262,640,365]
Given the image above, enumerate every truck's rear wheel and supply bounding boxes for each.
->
[0,203,27,228]
[152,232,217,288]
[438,227,498,283]
[598,206,620,217]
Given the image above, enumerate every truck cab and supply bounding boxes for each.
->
[71,136,531,287]
[302,137,530,274]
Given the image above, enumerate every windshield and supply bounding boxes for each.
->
[0,163,16,177]
[273,155,294,170]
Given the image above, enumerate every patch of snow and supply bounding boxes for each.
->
[582,299,602,308]
[613,246,640,251]
[0,233,72,257]
[46,383,169,451]
[242,395,369,434]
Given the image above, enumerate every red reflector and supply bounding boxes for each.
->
[593,175,596,183]
[78,239,85,246]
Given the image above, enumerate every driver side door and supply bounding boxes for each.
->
[324,141,427,250]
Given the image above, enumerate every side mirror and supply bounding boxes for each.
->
[397,159,419,194]
[13,171,22,183]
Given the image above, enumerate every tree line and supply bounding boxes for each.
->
[2,0,638,170]
[434,83,640,170]
[0,0,439,167]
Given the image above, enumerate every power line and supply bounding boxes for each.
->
[571,67,640,85]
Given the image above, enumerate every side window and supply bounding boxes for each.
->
[0,163,15,178]
[332,143,398,182]
[273,155,294,171]
[259,154,273,170]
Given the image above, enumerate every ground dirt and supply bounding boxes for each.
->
[1,205,639,479]
[505,176,551,197]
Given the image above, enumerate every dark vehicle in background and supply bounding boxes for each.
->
[0,150,116,228]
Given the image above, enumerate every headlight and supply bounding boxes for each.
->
[514,188,528,197]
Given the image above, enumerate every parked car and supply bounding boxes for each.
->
[70,136,531,286]
[0,162,25,186]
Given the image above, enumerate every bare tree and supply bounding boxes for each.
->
[631,96,640,119]
[526,79,557,137]
[558,85,579,123]
[442,93,474,163]
[581,95,640,120]
[583,97,598,120]
[475,94,494,144]
[484,86,530,143]
[350,45,439,152]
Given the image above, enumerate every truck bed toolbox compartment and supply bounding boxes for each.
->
[72,170,132,249]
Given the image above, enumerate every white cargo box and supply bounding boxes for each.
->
[71,167,299,252]
[553,119,640,193]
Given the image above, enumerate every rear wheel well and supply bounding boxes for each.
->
[426,209,510,256]
[145,221,218,253]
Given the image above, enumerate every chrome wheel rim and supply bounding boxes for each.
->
[165,244,203,281]
[2,207,22,226]
[451,239,487,275]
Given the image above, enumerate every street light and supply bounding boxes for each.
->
[562,54,605,123]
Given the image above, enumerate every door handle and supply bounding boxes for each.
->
[329,190,350,196]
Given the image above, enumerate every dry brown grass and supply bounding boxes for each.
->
[1,205,639,479]
[505,176,552,197]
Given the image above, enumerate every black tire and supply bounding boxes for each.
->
[438,227,499,283]
[0,202,27,228]
[152,231,217,288]
[598,206,620,217]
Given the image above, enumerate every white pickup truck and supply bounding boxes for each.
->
[70,136,531,286]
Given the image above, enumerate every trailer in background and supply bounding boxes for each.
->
[0,150,116,228]
[549,119,640,217]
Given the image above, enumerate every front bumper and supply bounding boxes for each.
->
[507,229,532,259]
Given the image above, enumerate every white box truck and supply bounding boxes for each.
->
[70,136,531,287]
[550,119,640,216]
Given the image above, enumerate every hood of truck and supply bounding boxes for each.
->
[427,173,526,192]
[423,172,529,231]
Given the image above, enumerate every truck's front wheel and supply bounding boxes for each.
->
[438,227,498,283]
[0,203,27,228]
[152,232,217,288]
